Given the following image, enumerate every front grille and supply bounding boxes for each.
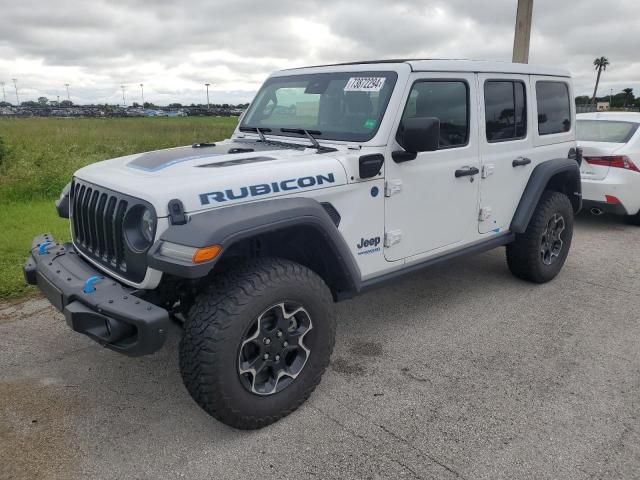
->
[70,178,152,283]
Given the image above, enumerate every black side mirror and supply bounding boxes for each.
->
[393,117,440,162]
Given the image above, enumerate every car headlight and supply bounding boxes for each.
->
[124,205,156,252]
[141,208,155,243]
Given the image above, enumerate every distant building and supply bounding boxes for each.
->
[597,101,610,111]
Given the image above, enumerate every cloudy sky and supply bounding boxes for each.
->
[0,0,638,106]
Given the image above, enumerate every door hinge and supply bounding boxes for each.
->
[384,179,403,197]
[481,164,495,179]
[479,206,492,222]
[384,230,402,247]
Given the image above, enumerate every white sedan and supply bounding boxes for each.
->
[577,112,640,224]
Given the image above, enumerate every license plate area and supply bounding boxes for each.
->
[37,272,65,311]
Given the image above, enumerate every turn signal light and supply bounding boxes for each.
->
[192,245,222,263]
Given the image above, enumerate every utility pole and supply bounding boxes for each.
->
[65,83,70,101]
[205,83,211,110]
[121,85,126,107]
[57,95,60,105]
[512,0,533,63]
[1,81,5,103]
[12,79,19,104]
[140,83,145,107]
[610,88,613,110]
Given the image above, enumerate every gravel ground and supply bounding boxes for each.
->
[1,213,639,480]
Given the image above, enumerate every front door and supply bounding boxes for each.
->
[384,73,480,261]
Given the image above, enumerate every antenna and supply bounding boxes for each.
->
[121,85,126,107]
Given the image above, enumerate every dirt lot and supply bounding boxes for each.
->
[1,213,639,480]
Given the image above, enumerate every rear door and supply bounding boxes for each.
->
[477,74,532,234]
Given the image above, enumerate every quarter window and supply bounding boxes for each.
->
[536,81,571,135]
[484,81,527,142]
[399,81,469,149]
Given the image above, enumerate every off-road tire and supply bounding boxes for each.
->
[179,257,335,429]
[624,212,640,226]
[506,190,573,283]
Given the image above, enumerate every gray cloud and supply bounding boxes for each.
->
[0,0,638,105]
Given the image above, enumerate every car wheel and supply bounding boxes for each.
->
[179,257,335,429]
[506,190,574,283]
[624,211,640,226]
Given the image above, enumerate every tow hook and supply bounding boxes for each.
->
[83,276,102,294]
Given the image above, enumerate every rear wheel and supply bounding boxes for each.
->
[506,191,574,283]
[179,257,335,429]
[624,211,640,226]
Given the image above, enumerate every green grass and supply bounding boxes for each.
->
[0,116,238,300]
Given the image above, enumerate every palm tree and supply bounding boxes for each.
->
[591,56,610,105]
[622,88,633,108]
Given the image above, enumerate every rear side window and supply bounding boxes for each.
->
[577,120,639,143]
[399,81,469,149]
[484,81,527,142]
[536,81,571,135]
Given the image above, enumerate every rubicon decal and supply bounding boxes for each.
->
[199,173,336,205]
[356,236,381,256]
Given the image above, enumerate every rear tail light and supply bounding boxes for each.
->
[584,155,640,173]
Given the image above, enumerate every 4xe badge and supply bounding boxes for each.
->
[356,236,381,256]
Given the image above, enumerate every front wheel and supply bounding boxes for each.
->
[179,257,336,429]
[506,190,574,283]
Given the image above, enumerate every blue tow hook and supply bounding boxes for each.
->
[83,276,101,294]
[38,240,53,255]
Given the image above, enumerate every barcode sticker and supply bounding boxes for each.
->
[344,77,386,92]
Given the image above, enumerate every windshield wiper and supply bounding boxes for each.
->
[280,128,322,149]
[239,126,272,142]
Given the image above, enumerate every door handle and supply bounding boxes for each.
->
[454,166,480,178]
[512,157,532,167]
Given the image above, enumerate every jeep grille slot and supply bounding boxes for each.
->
[70,179,152,283]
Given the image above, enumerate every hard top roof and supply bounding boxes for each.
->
[282,59,571,77]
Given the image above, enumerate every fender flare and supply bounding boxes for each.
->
[510,158,582,234]
[148,197,361,295]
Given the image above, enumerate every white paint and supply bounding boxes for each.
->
[71,60,577,289]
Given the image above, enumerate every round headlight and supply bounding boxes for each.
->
[140,208,155,243]
[124,205,156,252]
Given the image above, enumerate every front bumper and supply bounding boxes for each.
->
[23,234,170,356]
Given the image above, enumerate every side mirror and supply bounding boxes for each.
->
[393,117,440,162]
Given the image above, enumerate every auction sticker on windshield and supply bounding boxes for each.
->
[344,77,386,92]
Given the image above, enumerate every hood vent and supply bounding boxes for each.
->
[197,156,276,168]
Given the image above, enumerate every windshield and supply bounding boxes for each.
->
[241,71,398,142]
[577,120,639,143]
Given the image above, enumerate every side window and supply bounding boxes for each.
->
[484,80,527,142]
[399,81,469,149]
[536,81,571,135]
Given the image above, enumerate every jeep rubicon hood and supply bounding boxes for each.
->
[74,138,348,216]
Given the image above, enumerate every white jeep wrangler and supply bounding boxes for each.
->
[25,60,582,429]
